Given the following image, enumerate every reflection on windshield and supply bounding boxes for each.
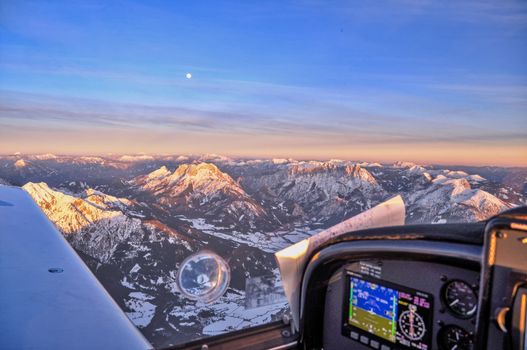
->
[177,250,231,303]
[1,156,525,346]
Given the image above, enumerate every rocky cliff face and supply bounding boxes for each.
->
[133,163,269,230]
[23,182,143,262]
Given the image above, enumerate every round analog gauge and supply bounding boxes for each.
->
[443,280,478,318]
[398,306,426,341]
[438,325,473,350]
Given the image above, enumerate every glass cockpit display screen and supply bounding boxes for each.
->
[343,272,433,350]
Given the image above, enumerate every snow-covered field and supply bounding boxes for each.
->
[182,217,319,253]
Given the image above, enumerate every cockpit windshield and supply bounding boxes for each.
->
[0,1,525,348]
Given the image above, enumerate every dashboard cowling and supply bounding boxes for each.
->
[298,223,485,350]
[298,208,527,350]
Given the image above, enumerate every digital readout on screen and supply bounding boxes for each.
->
[346,274,433,350]
[348,277,398,342]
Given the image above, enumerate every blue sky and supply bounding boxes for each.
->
[0,0,526,165]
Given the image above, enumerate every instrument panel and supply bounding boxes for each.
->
[323,260,479,350]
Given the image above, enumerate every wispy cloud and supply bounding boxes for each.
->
[1,87,524,145]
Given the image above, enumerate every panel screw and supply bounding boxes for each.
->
[496,231,507,239]
[282,329,291,338]
[440,275,448,282]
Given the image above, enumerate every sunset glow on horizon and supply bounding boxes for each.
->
[1,1,526,167]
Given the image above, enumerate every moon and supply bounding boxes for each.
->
[186,73,192,79]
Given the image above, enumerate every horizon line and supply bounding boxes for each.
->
[2,152,526,169]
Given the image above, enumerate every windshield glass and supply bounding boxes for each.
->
[1,0,526,348]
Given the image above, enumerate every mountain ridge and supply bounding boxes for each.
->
[2,154,524,347]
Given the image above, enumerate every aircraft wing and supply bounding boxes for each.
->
[0,186,152,350]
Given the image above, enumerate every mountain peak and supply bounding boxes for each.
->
[407,176,508,223]
[394,161,423,168]
[136,162,244,198]
[288,161,339,175]
[23,182,141,262]
[167,162,244,197]
[272,158,292,164]
[23,182,122,234]
[22,181,51,195]
[197,154,232,162]
[287,162,377,185]
[344,164,362,176]
[174,162,223,177]
[133,162,267,226]
[32,153,57,160]
[14,159,27,168]
[146,166,171,180]
[83,188,133,210]
[119,155,155,162]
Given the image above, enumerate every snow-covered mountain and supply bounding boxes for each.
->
[240,161,385,225]
[1,154,525,347]
[406,177,510,223]
[133,163,269,230]
[134,163,250,203]
[23,182,143,262]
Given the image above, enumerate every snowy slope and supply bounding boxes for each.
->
[133,163,269,229]
[23,182,143,262]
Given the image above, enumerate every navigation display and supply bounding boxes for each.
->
[343,273,433,350]
[349,277,398,342]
